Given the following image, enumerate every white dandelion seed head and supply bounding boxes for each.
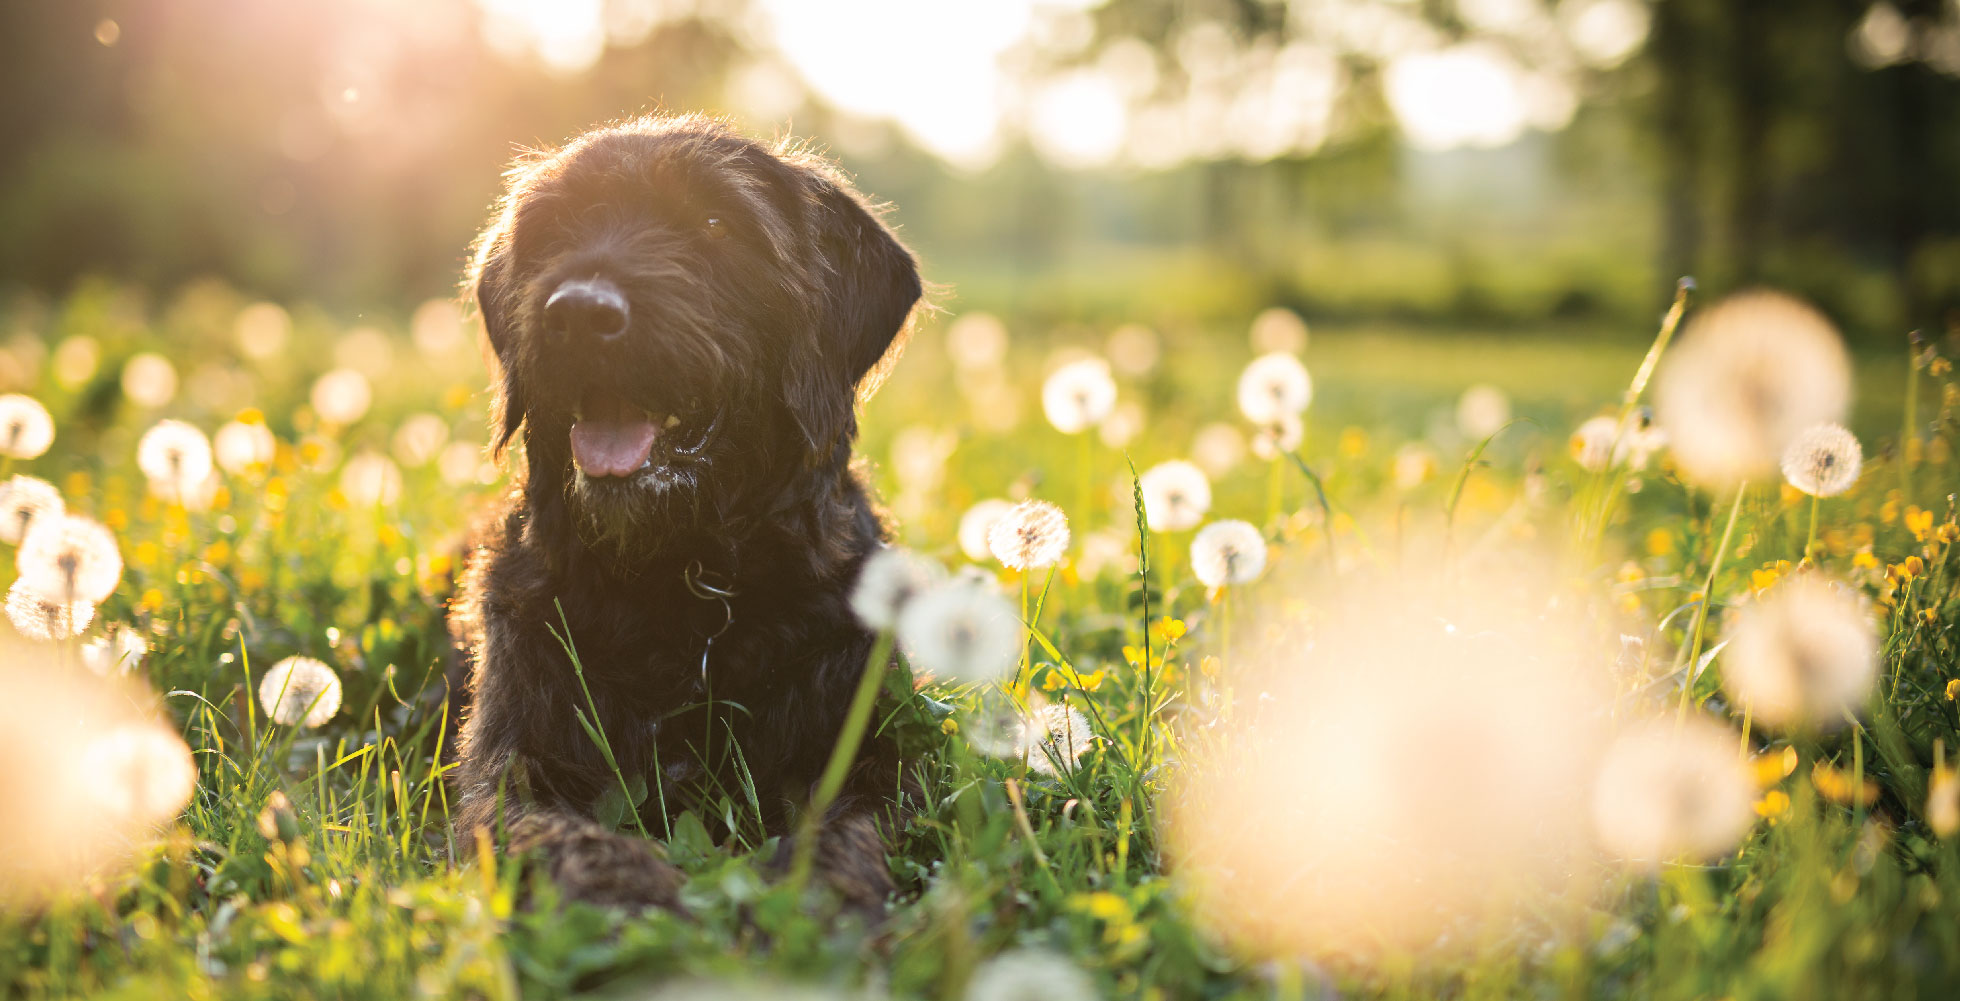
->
[213,419,277,475]
[80,622,149,677]
[958,499,1018,562]
[1654,290,1851,487]
[1250,412,1304,461]
[1041,357,1118,434]
[340,453,403,507]
[5,579,94,641]
[1237,352,1313,424]
[1249,307,1309,354]
[137,419,214,497]
[0,395,54,459]
[1192,422,1247,476]
[1140,460,1213,532]
[438,440,485,486]
[1025,701,1095,775]
[258,655,343,727]
[1455,384,1512,440]
[391,412,451,468]
[1190,520,1268,588]
[1105,323,1159,375]
[334,325,395,376]
[896,579,1021,685]
[234,302,292,360]
[987,499,1071,571]
[946,312,1010,373]
[1780,422,1863,498]
[411,298,467,356]
[16,515,121,605]
[120,353,178,409]
[0,474,63,545]
[52,336,99,390]
[1590,716,1755,866]
[1393,444,1437,490]
[890,425,956,494]
[965,948,1098,1001]
[310,368,373,426]
[1096,401,1145,448]
[851,547,946,632]
[1568,416,1620,472]
[1723,577,1877,731]
[1074,528,1134,580]
[80,723,197,826]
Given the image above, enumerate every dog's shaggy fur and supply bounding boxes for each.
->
[448,114,922,912]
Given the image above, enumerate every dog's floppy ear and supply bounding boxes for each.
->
[789,169,922,459]
[470,234,527,452]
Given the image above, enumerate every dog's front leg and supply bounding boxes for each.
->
[505,807,684,912]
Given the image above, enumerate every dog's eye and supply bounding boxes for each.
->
[702,217,729,241]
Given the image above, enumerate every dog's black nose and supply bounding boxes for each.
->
[544,278,629,342]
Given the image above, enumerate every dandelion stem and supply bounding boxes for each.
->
[1676,483,1747,724]
[1282,450,1339,577]
[1580,280,1692,559]
[1804,493,1820,563]
[1902,333,1920,501]
[791,630,893,891]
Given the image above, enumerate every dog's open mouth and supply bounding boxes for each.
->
[569,391,712,478]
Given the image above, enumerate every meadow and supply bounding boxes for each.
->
[0,279,1954,1001]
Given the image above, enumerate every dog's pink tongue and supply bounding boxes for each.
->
[570,404,658,478]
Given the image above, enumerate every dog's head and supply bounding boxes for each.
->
[469,115,921,555]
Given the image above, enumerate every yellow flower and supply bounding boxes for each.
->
[1906,506,1934,541]
[237,407,266,425]
[1946,679,1957,701]
[139,588,165,614]
[444,384,474,410]
[1337,426,1368,459]
[1852,549,1880,571]
[1753,789,1791,822]
[1150,617,1187,646]
[105,508,129,532]
[940,717,959,735]
[1751,746,1799,786]
[1904,555,1926,578]
[1932,357,1953,377]
[1645,528,1675,556]
[1810,761,1880,806]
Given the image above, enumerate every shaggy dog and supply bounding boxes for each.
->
[448,114,922,914]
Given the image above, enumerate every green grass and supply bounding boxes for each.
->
[0,282,1954,1000]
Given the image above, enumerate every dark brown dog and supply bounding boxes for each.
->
[448,114,921,913]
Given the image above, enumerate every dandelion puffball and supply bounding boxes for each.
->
[80,723,197,826]
[311,368,373,425]
[0,475,63,545]
[1040,358,1118,434]
[958,499,1017,562]
[120,353,178,408]
[1654,290,1851,486]
[896,579,1021,684]
[945,312,1009,374]
[1722,577,1877,730]
[214,419,278,475]
[1248,307,1309,354]
[5,578,94,641]
[234,302,292,360]
[1105,323,1159,375]
[80,623,149,677]
[1139,460,1212,532]
[137,420,214,497]
[340,452,403,506]
[1190,520,1267,588]
[1456,384,1511,440]
[16,515,121,605]
[1192,423,1246,476]
[0,395,54,459]
[1025,701,1094,775]
[1591,717,1756,866]
[1236,353,1313,425]
[987,499,1071,570]
[391,413,451,467]
[851,547,945,632]
[1250,413,1303,461]
[1569,416,1620,472]
[964,949,1099,1001]
[1780,422,1862,498]
[258,655,343,728]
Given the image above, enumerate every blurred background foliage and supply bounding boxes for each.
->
[0,0,1953,341]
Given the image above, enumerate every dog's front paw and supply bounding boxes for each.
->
[508,811,684,912]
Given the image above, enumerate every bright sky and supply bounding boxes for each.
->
[469,0,1652,167]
